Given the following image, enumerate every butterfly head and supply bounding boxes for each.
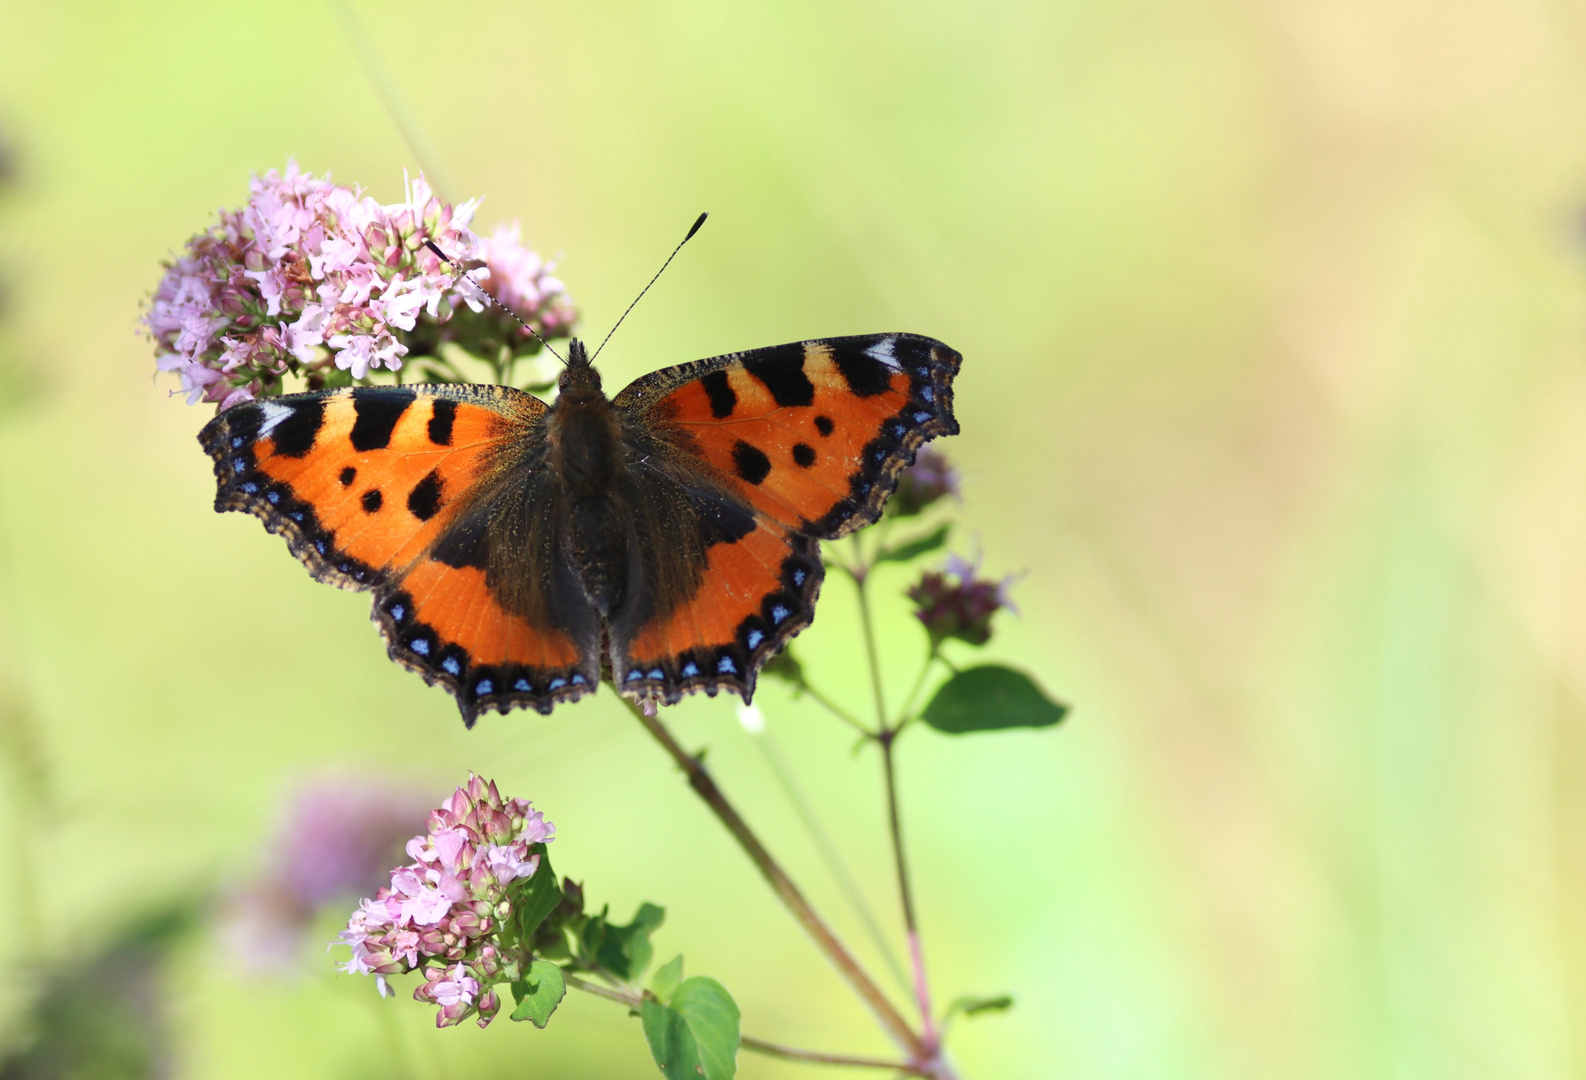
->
[558,338,604,402]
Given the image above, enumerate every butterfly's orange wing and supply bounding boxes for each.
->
[608,332,961,704]
[199,384,601,721]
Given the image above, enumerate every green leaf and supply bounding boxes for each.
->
[921,665,1068,734]
[583,902,666,982]
[509,845,563,940]
[640,976,740,1080]
[650,954,684,1003]
[945,993,1014,1020]
[509,959,566,1028]
[876,523,951,564]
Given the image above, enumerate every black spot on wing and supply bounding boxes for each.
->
[814,415,834,437]
[270,399,325,457]
[744,344,815,407]
[792,443,816,468]
[428,398,457,446]
[350,389,415,451]
[832,347,893,397]
[339,466,357,487]
[732,441,772,485]
[408,470,444,521]
[361,489,383,513]
[701,370,737,419]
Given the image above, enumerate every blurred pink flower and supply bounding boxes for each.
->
[218,776,431,975]
[335,774,555,1029]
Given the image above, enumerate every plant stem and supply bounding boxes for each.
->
[851,538,889,729]
[621,700,926,1058]
[880,729,938,1049]
[895,648,940,728]
[565,974,917,1072]
[749,723,910,992]
[848,538,940,1053]
[797,678,873,736]
[739,1036,915,1070]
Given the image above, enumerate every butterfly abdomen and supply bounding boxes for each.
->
[548,370,632,618]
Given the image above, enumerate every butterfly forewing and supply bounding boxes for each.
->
[200,383,603,721]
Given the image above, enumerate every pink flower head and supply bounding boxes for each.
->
[334,775,555,1029]
[145,162,575,410]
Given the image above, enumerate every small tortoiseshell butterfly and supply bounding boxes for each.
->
[199,332,960,723]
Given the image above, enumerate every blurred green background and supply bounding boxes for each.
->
[2,0,1584,1077]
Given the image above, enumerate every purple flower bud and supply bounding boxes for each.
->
[891,447,960,517]
[907,552,1019,648]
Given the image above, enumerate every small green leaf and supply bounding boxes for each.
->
[641,976,740,1080]
[946,993,1014,1019]
[509,960,566,1028]
[877,524,951,565]
[921,665,1068,734]
[586,902,666,982]
[509,845,562,940]
[651,954,684,1003]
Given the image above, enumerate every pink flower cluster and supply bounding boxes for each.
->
[338,775,555,1028]
[144,162,575,411]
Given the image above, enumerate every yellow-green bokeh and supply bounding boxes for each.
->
[1,1,1584,1077]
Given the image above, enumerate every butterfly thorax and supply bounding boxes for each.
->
[548,339,629,616]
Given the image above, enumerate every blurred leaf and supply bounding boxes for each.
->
[876,524,951,565]
[921,665,1068,734]
[509,959,566,1028]
[640,976,739,1080]
[509,844,562,941]
[581,901,666,982]
[651,954,684,1003]
[945,993,1014,1020]
[760,647,804,686]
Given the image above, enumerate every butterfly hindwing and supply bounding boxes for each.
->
[601,452,826,706]
[199,384,601,721]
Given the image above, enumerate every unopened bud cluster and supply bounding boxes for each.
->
[908,553,1019,647]
[891,447,961,517]
[338,775,554,1028]
[144,161,574,411]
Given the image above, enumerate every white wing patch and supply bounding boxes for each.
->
[256,400,295,438]
[864,337,900,369]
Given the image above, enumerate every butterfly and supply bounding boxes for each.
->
[199,332,960,724]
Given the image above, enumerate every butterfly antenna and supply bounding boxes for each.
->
[422,240,566,364]
[591,212,707,364]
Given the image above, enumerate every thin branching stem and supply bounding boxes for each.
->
[749,726,910,992]
[796,677,873,735]
[566,975,920,1071]
[620,700,926,1058]
[849,534,942,1054]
